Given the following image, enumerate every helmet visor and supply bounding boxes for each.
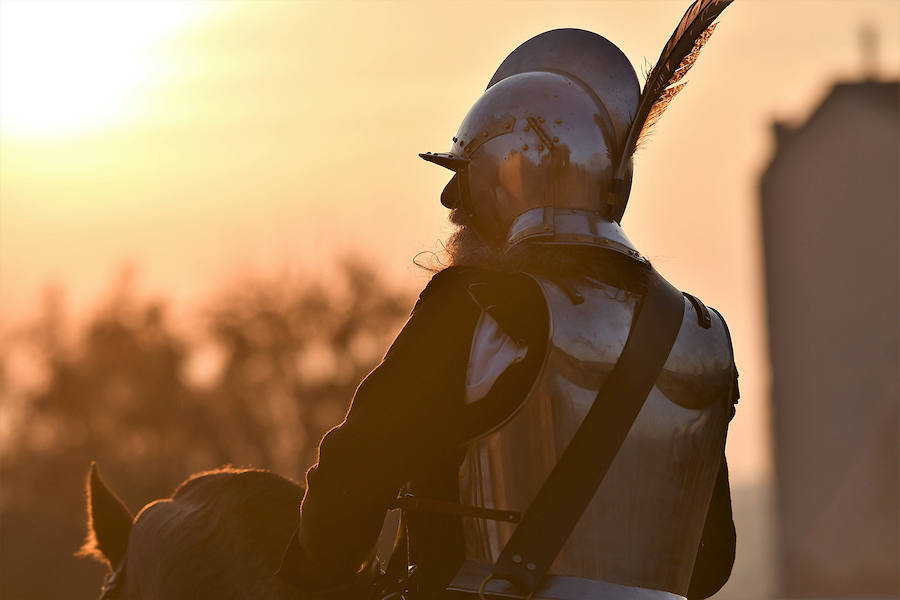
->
[419,152,471,210]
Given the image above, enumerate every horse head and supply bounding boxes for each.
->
[81,464,307,599]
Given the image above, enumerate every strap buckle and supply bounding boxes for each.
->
[478,574,536,600]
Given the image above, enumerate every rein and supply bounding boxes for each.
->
[97,557,126,600]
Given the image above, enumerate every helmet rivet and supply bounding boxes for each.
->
[522,144,528,150]
[555,119,562,124]
[553,136,559,142]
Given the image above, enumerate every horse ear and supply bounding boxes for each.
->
[78,463,133,567]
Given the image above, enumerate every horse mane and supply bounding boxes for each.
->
[170,466,301,502]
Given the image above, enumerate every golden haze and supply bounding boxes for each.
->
[1,0,899,486]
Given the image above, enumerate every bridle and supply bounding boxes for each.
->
[97,557,126,600]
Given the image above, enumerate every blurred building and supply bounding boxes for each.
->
[760,76,899,598]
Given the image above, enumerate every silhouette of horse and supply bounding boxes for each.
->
[81,464,305,599]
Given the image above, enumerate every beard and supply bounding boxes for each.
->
[441,208,558,273]
[420,209,649,296]
[444,208,507,270]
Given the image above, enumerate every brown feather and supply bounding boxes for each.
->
[615,0,731,169]
[637,22,718,145]
[608,0,732,222]
[637,83,687,148]
[668,23,717,87]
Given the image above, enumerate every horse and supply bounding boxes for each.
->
[81,464,306,599]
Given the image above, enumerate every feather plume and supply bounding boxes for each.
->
[609,0,733,220]
[636,82,686,148]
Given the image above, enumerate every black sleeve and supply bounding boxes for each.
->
[294,268,483,587]
[688,306,738,599]
[687,456,736,599]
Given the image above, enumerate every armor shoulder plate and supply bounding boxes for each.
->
[659,293,735,410]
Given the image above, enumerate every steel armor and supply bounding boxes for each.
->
[450,274,735,599]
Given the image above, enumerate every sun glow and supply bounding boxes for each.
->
[0,1,211,138]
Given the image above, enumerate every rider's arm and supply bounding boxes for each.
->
[291,268,483,588]
[688,352,739,600]
[687,456,736,599]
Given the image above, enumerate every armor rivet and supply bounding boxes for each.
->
[505,122,511,129]
[524,126,530,132]
[538,145,544,151]
[512,554,523,564]
[522,144,528,150]
[538,117,545,123]
[555,119,562,124]
[482,131,489,137]
[526,562,537,571]
[553,136,559,142]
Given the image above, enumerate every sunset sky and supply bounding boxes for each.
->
[1,0,898,489]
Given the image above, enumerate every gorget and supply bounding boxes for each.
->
[456,271,734,597]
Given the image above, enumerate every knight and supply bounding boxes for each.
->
[279,2,738,599]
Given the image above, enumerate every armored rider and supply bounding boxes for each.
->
[279,2,738,598]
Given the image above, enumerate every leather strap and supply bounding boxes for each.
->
[391,493,521,524]
[489,270,685,593]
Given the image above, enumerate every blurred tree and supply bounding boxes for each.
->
[0,260,411,600]
[201,259,410,475]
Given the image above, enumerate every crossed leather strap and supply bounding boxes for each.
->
[482,269,685,596]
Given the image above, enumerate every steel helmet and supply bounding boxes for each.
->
[422,0,730,256]
[421,28,641,258]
